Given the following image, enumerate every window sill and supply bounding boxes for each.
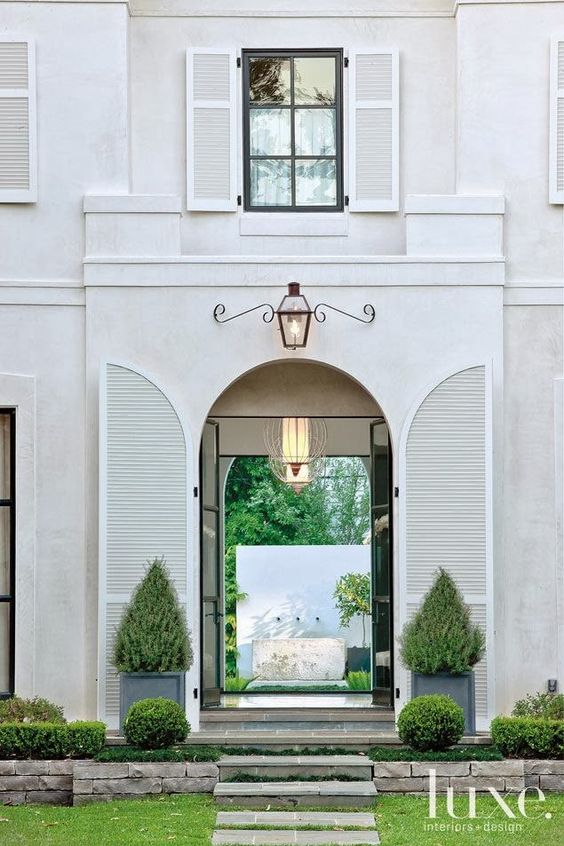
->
[239,213,349,237]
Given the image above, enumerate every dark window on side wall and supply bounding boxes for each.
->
[243,49,343,211]
[0,410,14,698]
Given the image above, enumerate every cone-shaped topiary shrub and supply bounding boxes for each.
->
[113,557,193,673]
[398,568,485,675]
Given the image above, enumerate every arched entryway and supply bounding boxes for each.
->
[199,360,394,710]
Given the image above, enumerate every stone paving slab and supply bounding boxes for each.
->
[212,830,380,845]
[219,757,370,766]
[215,782,376,797]
[216,812,377,828]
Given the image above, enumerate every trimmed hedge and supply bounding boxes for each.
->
[397,695,465,752]
[491,716,564,759]
[369,745,503,762]
[95,745,221,763]
[0,721,106,760]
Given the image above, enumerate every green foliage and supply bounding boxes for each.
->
[369,745,503,762]
[0,721,106,759]
[224,773,358,783]
[334,572,371,647]
[124,698,189,749]
[220,746,356,756]
[113,557,193,673]
[0,695,65,724]
[491,716,564,759]
[95,744,222,763]
[512,691,564,720]
[224,457,370,676]
[67,722,106,758]
[224,676,253,692]
[346,671,371,691]
[397,695,465,752]
[398,568,485,674]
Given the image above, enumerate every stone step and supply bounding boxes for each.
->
[214,781,377,808]
[202,710,393,723]
[201,722,396,734]
[184,732,400,752]
[218,755,373,781]
[216,811,377,828]
[212,831,380,845]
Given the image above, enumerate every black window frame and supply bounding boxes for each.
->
[0,409,15,700]
[242,48,344,213]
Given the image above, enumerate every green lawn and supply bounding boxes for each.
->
[0,794,216,846]
[377,794,564,845]
[0,793,563,846]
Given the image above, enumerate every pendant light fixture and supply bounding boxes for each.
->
[264,417,327,494]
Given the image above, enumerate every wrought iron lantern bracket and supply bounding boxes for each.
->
[213,285,375,349]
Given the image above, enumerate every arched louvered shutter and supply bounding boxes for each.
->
[348,50,399,212]
[550,38,564,204]
[0,39,36,202]
[402,366,492,729]
[186,49,237,211]
[98,365,187,727]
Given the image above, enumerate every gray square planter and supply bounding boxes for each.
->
[412,671,476,735]
[119,672,186,731]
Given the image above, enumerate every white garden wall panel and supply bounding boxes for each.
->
[100,365,187,724]
[403,366,491,724]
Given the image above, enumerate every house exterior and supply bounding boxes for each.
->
[0,0,563,734]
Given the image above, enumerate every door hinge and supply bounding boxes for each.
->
[344,56,349,68]
[237,194,242,206]
[394,486,399,498]
[193,486,198,498]
[236,56,241,68]
[344,195,349,207]
[395,687,400,699]
[193,687,199,700]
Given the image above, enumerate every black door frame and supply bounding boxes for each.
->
[199,415,394,708]
[199,419,223,707]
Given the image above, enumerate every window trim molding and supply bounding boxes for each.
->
[242,48,344,213]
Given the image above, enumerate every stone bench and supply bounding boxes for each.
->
[251,638,346,682]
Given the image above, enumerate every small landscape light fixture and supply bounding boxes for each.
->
[213,284,375,350]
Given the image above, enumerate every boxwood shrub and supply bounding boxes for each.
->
[0,721,106,759]
[0,696,65,724]
[491,716,564,759]
[397,695,465,751]
[124,698,189,749]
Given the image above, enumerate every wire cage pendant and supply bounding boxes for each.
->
[264,417,328,494]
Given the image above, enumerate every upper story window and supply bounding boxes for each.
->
[242,50,343,212]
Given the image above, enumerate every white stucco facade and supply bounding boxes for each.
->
[0,0,563,733]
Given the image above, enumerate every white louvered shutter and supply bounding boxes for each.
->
[348,50,399,212]
[99,365,188,727]
[186,49,237,211]
[404,366,491,727]
[0,39,36,202]
[550,38,564,204]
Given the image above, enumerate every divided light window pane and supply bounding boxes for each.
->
[0,603,9,693]
[245,51,342,211]
[0,415,10,500]
[0,509,9,595]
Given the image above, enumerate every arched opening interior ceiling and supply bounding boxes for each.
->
[209,361,383,418]
[209,360,385,458]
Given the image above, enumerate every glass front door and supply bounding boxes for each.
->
[201,420,222,706]
[371,419,393,707]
